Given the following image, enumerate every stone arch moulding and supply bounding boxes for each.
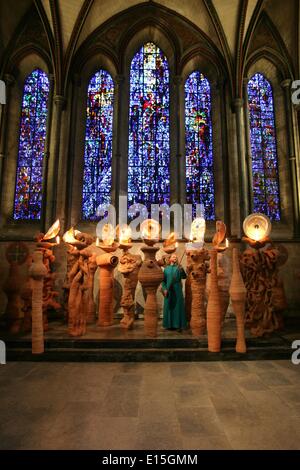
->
[243,57,295,239]
[68,52,118,232]
[0,53,53,240]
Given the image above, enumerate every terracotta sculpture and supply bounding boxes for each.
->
[241,213,287,337]
[3,242,29,333]
[241,244,288,337]
[97,250,119,327]
[118,245,142,329]
[229,247,247,353]
[35,221,61,330]
[217,253,231,322]
[63,228,95,336]
[29,250,47,354]
[206,249,222,352]
[138,219,163,337]
[206,221,227,352]
[187,249,210,336]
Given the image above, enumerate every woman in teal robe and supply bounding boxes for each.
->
[162,254,187,330]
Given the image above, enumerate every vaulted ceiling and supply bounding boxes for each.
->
[0,0,299,95]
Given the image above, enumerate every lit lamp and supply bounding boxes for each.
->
[62,227,85,250]
[116,224,133,250]
[243,213,271,249]
[186,217,206,250]
[162,232,178,254]
[98,223,119,252]
[140,219,160,246]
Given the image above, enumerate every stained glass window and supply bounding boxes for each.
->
[13,69,49,220]
[185,71,215,219]
[247,73,280,220]
[82,70,114,220]
[128,42,170,216]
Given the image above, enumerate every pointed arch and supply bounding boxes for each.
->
[127,41,170,215]
[185,71,215,219]
[13,68,49,220]
[82,69,114,220]
[247,72,280,220]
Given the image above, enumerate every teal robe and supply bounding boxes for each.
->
[162,265,187,329]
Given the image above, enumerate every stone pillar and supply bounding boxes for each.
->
[46,94,66,228]
[233,98,249,233]
[242,79,253,212]
[41,74,54,232]
[220,80,231,235]
[112,74,124,220]
[0,74,14,196]
[281,79,300,237]
[172,75,183,206]
[65,74,80,230]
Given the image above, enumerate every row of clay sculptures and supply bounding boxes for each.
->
[3,225,287,352]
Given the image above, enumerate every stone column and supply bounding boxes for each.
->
[65,74,81,230]
[242,79,253,212]
[41,74,54,232]
[233,98,249,233]
[112,75,124,221]
[0,74,14,197]
[172,75,183,206]
[46,94,66,228]
[281,79,300,237]
[220,79,231,235]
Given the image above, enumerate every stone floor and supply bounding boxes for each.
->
[0,360,300,450]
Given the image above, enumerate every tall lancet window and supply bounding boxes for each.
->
[247,73,280,220]
[82,70,114,220]
[128,42,170,215]
[185,71,215,219]
[13,69,49,220]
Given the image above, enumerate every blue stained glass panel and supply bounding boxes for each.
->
[185,71,215,219]
[82,70,114,220]
[247,73,280,220]
[13,69,49,220]
[128,42,170,215]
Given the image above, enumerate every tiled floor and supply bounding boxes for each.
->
[0,360,300,450]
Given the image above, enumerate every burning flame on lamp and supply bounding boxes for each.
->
[190,217,206,244]
[243,213,271,242]
[163,232,177,247]
[140,219,160,241]
[42,219,60,241]
[116,224,132,244]
[101,224,115,246]
[63,227,78,244]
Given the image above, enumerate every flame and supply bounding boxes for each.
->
[243,213,271,242]
[116,224,132,244]
[102,224,115,246]
[141,219,160,240]
[164,232,177,247]
[63,227,77,244]
[43,219,60,240]
[56,236,60,245]
[190,217,206,243]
